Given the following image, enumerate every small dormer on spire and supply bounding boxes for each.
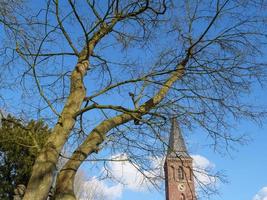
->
[167,118,190,158]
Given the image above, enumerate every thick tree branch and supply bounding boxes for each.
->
[54,55,189,199]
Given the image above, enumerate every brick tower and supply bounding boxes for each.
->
[164,118,196,200]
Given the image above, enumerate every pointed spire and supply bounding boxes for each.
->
[167,118,190,157]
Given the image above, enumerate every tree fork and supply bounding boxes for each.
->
[54,57,189,200]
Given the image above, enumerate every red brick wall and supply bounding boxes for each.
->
[164,158,196,200]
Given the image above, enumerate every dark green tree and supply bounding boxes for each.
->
[0,115,50,200]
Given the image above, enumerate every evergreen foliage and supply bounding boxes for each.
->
[0,115,50,199]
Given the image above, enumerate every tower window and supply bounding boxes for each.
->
[189,167,193,181]
[171,166,175,180]
[180,193,185,200]
[178,166,184,180]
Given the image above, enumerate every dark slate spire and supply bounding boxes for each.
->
[167,118,190,157]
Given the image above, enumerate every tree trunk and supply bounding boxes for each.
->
[23,61,88,200]
[54,114,133,200]
[23,19,119,200]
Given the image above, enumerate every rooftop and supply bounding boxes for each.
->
[167,118,190,158]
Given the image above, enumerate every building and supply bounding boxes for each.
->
[164,118,196,200]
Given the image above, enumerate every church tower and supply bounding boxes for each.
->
[164,118,196,200]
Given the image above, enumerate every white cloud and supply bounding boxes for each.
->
[74,170,123,200]
[253,187,267,200]
[192,155,215,169]
[74,154,163,200]
[75,154,216,199]
[108,153,163,191]
[82,178,122,200]
[108,155,148,191]
[108,154,217,192]
[191,155,217,188]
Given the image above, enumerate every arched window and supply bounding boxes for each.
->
[171,166,175,180]
[189,167,193,181]
[180,193,186,200]
[178,166,184,180]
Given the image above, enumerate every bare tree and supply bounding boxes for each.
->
[1,0,267,199]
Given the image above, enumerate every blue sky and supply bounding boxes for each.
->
[96,120,267,200]
[127,88,267,200]
[74,82,267,200]
[105,107,267,200]
[1,1,267,200]
[77,122,267,200]
[120,86,267,200]
[76,87,267,200]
